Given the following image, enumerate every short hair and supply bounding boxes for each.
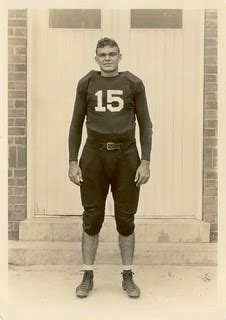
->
[96,37,120,54]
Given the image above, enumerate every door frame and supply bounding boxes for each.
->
[26,9,204,220]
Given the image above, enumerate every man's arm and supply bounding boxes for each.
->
[134,81,153,187]
[68,82,86,185]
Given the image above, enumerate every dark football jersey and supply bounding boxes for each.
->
[69,70,153,161]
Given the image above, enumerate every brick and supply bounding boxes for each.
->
[205,29,217,38]
[204,56,217,65]
[8,127,25,136]
[8,37,27,47]
[205,83,217,91]
[8,72,26,81]
[15,46,26,55]
[204,188,217,196]
[204,110,217,119]
[15,64,27,72]
[8,55,26,64]
[205,92,217,101]
[204,129,216,137]
[204,203,217,213]
[12,221,20,231]
[204,180,217,188]
[8,81,26,90]
[9,211,26,221]
[205,101,217,109]
[8,10,27,18]
[14,186,26,195]
[204,120,217,129]
[204,196,217,205]
[205,20,217,29]
[205,38,217,47]
[8,90,26,99]
[204,214,216,223]
[15,136,26,145]
[15,100,26,108]
[8,222,14,230]
[15,118,26,127]
[8,109,26,117]
[205,12,217,19]
[203,147,212,168]
[204,171,217,179]
[8,202,14,212]
[8,178,16,186]
[14,10,27,18]
[204,65,217,74]
[8,118,14,126]
[14,204,26,213]
[8,46,14,55]
[8,231,19,240]
[14,169,26,177]
[210,231,217,242]
[8,137,14,144]
[204,136,217,146]
[18,146,26,168]
[8,195,26,204]
[8,169,13,177]
[210,222,218,232]
[15,28,27,37]
[205,74,217,82]
[15,178,26,186]
[8,100,15,108]
[8,187,14,195]
[8,64,15,73]
[8,146,16,168]
[8,11,15,18]
[8,28,14,36]
[205,47,217,55]
[8,19,26,28]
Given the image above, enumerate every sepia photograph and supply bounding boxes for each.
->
[1,0,226,319]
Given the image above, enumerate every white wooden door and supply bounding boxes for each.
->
[32,9,203,218]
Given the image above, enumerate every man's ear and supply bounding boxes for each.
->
[95,56,98,63]
[118,53,122,62]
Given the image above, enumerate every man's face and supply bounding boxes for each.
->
[95,45,121,74]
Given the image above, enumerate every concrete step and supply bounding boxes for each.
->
[19,217,210,243]
[8,241,217,266]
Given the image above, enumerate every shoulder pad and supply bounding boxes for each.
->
[124,71,143,84]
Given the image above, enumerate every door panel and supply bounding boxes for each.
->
[33,9,203,218]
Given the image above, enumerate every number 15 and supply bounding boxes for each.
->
[95,90,124,112]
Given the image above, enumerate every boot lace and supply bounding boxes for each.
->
[80,271,93,289]
[122,271,137,289]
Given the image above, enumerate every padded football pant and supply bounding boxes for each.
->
[79,138,141,236]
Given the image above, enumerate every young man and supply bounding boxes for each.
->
[68,37,152,298]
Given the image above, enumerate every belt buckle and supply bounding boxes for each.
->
[106,142,115,150]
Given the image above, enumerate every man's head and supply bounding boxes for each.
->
[95,37,122,75]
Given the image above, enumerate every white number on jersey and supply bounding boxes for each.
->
[94,90,124,112]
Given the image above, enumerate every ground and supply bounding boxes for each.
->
[7,265,217,320]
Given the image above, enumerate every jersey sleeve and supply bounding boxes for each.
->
[68,80,87,162]
[134,80,153,161]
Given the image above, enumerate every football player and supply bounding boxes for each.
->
[68,37,153,298]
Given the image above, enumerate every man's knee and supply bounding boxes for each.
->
[82,206,104,236]
[115,206,135,236]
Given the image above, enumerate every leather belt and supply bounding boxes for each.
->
[100,142,122,150]
[86,138,136,151]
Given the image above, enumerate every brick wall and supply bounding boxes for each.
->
[8,10,27,240]
[203,10,218,242]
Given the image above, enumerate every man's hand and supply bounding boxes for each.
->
[134,160,150,187]
[68,161,83,186]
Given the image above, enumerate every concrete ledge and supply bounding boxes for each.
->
[9,241,217,266]
[19,217,211,243]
